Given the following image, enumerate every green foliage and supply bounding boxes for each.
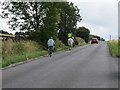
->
[76,27,90,43]
[108,40,119,57]
[1,2,82,47]
[58,2,82,45]
[89,35,105,41]
[74,37,86,46]
[2,40,47,67]
[55,39,68,51]
[2,2,61,48]
[2,51,48,68]
[2,2,45,31]
[37,2,61,47]
[100,38,105,41]
[0,40,2,68]
[2,39,68,68]
[2,40,14,57]
[15,32,25,35]
[0,30,12,34]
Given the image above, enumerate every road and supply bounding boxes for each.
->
[2,42,118,88]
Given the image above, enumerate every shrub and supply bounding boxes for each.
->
[74,37,86,46]
[55,39,68,51]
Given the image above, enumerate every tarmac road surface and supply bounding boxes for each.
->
[2,42,118,88]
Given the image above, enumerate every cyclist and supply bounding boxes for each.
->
[47,37,55,56]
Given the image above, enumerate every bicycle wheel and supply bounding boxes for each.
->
[49,51,52,57]
[48,46,53,57]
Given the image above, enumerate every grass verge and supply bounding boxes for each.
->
[2,50,48,68]
[108,40,120,57]
[2,39,86,68]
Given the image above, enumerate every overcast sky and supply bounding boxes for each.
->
[68,0,119,40]
[0,0,119,40]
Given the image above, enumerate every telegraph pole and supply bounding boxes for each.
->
[109,35,111,41]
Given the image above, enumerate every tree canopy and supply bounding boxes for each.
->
[76,27,90,43]
[58,2,82,45]
[1,2,82,47]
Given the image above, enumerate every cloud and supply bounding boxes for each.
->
[77,22,118,40]
[0,18,16,33]
[68,0,118,40]
[78,2,118,26]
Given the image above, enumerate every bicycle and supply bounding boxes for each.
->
[48,46,53,57]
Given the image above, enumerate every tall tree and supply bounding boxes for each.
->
[1,2,61,48]
[1,2,81,47]
[2,2,44,31]
[58,2,82,45]
[76,27,90,43]
[38,2,61,47]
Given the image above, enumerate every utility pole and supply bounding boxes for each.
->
[109,35,111,41]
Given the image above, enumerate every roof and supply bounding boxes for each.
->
[0,34,15,37]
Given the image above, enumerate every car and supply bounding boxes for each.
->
[91,38,98,44]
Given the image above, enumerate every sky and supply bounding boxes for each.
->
[68,0,119,40]
[0,0,119,40]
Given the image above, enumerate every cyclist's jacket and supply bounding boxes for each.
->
[47,39,55,46]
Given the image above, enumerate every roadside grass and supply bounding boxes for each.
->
[2,51,47,68]
[2,39,86,68]
[2,40,68,68]
[0,45,1,67]
[54,39,68,51]
[2,40,46,68]
[108,40,119,57]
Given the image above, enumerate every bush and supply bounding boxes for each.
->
[74,37,86,46]
[76,27,90,43]
[55,39,68,51]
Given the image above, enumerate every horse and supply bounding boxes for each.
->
[67,38,74,50]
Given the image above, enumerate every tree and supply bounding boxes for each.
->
[1,2,61,48]
[58,2,82,45]
[37,2,61,47]
[1,2,82,47]
[76,27,90,43]
[0,30,12,34]
[89,35,105,41]
[100,38,105,41]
